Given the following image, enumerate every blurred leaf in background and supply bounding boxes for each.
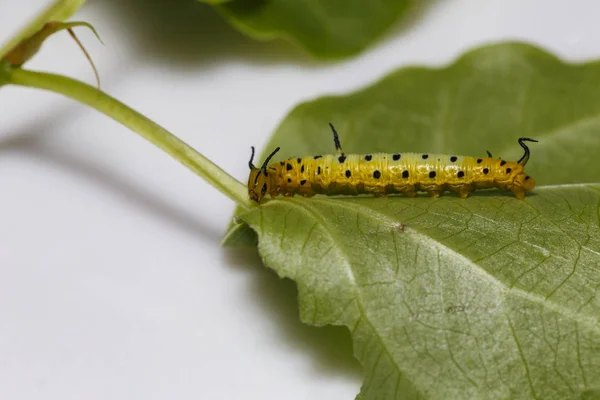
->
[227,42,600,399]
[202,0,415,58]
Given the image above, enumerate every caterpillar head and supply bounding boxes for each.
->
[498,161,535,190]
[247,146,280,203]
[503,138,538,196]
[248,168,271,202]
[513,172,536,192]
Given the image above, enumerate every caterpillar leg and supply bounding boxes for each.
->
[419,183,443,198]
[364,185,387,197]
[458,187,474,199]
[395,184,416,198]
[458,190,471,199]
[511,188,526,200]
[448,184,473,199]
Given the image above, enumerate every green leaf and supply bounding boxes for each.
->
[211,0,413,58]
[0,0,86,60]
[240,185,600,399]
[221,220,258,247]
[227,42,600,398]
[3,21,102,89]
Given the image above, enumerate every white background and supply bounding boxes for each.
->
[1,1,600,399]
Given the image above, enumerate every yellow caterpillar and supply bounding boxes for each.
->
[248,124,537,202]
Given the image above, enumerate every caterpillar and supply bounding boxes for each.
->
[247,124,537,202]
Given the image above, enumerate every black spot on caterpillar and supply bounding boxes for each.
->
[247,124,538,202]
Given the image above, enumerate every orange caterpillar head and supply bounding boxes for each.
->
[513,172,536,192]
[496,161,536,194]
[247,146,280,202]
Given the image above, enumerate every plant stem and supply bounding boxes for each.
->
[8,67,253,210]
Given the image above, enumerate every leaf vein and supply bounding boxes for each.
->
[507,314,539,400]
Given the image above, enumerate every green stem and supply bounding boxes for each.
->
[8,67,253,210]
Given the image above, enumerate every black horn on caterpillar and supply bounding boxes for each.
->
[248,146,256,170]
[517,138,538,166]
[261,147,281,174]
[254,146,281,185]
[328,122,344,154]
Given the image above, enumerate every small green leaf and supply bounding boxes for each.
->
[4,21,102,88]
[227,42,600,398]
[210,0,413,58]
[0,0,86,60]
